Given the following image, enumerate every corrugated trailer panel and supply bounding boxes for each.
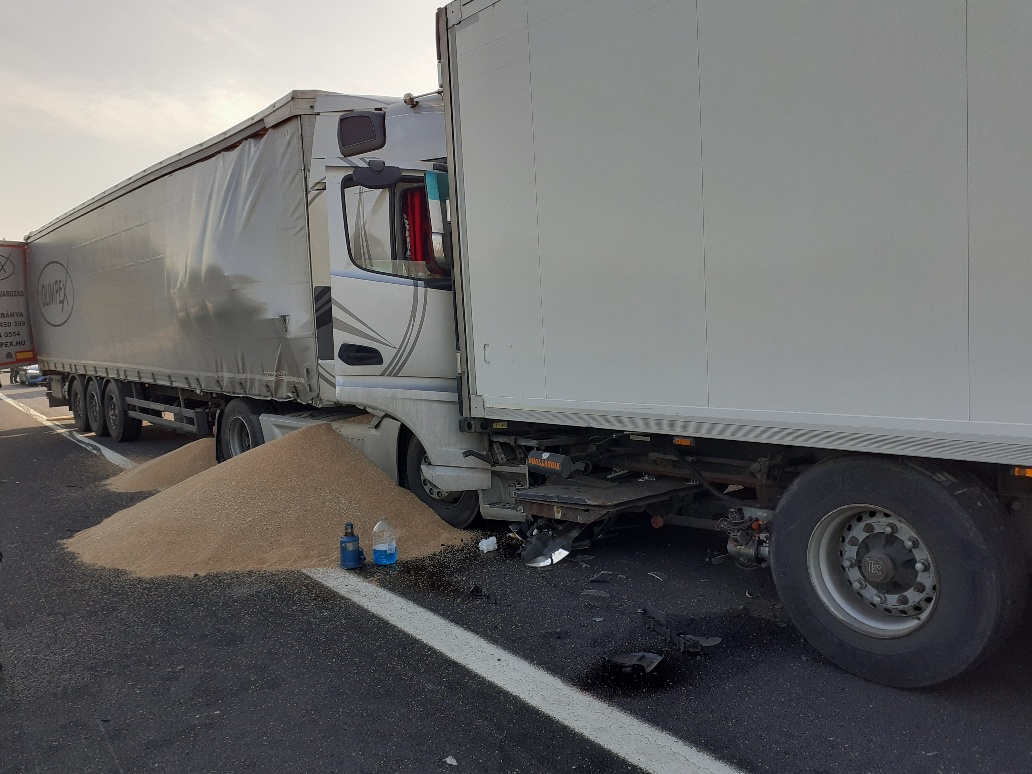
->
[27,118,318,403]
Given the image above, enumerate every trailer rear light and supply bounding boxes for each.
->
[673,437,695,447]
[1013,467,1032,478]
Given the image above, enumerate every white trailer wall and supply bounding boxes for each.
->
[448,0,1032,464]
[27,119,320,403]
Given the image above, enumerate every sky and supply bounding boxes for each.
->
[0,0,441,241]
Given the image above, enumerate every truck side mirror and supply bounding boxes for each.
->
[352,160,403,189]
[425,170,452,268]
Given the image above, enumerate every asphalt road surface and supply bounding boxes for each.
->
[2,384,1032,773]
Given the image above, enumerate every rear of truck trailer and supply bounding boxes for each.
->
[439,1,1032,687]
[443,1,1032,467]
[0,241,35,371]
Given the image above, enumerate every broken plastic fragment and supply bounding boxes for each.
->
[522,522,585,567]
[607,651,664,674]
[478,536,498,553]
[444,756,458,766]
[468,585,497,604]
[588,571,612,583]
[648,571,666,581]
[642,605,722,653]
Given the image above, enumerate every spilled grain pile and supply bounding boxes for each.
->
[104,438,217,492]
[64,424,469,577]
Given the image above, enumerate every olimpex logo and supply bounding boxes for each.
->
[0,251,15,282]
[38,261,74,326]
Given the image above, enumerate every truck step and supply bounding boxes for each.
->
[513,477,697,523]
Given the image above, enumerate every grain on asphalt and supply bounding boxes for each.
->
[104,438,216,492]
[64,424,469,577]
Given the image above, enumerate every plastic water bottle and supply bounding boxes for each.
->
[372,518,398,565]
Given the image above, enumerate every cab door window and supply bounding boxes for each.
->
[343,178,448,281]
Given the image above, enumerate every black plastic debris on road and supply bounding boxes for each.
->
[642,606,722,654]
[607,652,664,675]
[468,585,498,604]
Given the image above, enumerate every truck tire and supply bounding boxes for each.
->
[85,379,109,436]
[69,377,89,432]
[219,398,266,460]
[103,380,143,443]
[770,456,1027,688]
[403,435,480,529]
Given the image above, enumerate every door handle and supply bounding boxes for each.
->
[338,343,384,366]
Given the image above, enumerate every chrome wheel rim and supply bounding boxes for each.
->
[105,396,119,430]
[87,391,101,427]
[807,505,938,639]
[226,417,252,456]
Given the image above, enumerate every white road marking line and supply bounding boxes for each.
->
[0,392,134,469]
[304,567,744,774]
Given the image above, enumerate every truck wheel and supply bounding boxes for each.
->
[69,378,89,432]
[770,457,1027,688]
[219,398,266,459]
[404,435,480,528]
[103,381,143,443]
[85,379,109,436]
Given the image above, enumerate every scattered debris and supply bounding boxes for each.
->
[642,606,722,654]
[592,617,604,622]
[581,589,611,599]
[571,554,595,563]
[588,571,612,583]
[477,536,498,553]
[705,549,729,565]
[647,571,666,581]
[745,590,757,598]
[468,585,497,604]
[607,652,664,675]
[444,756,458,766]
[522,521,586,567]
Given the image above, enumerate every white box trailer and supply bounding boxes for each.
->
[434,1,1032,687]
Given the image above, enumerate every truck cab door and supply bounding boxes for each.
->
[324,166,457,394]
